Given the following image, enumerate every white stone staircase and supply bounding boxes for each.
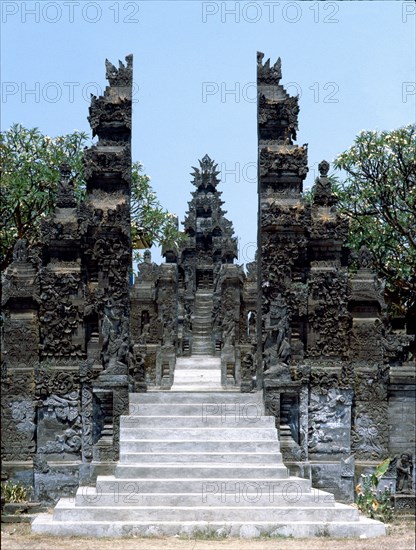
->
[32,381,386,538]
[192,291,213,355]
[171,355,222,391]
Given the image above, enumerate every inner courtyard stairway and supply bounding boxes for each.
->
[32,357,386,539]
[191,290,214,355]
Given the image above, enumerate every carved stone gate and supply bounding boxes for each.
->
[1,53,415,504]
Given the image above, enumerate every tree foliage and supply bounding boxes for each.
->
[0,124,182,271]
[0,124,87,270]
[333,124,416,315]
[130,162,184,263]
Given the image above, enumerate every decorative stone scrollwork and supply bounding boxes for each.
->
[259,146,309,178]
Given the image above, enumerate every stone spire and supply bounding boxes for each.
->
[181,154,237,264]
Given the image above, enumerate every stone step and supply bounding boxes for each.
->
[171,362,221,373]
[114,464,289,479]
[171,384,223,390]
[120,415,275,428]
[119,440,280,453]
[129,391,263,404]
[93,476,311,494]
[32,513,386,538]
[118,452,283,463]
[128,403,266,416]
[75,486,333,507]
[172,372,220,381]
[173,359,221,369]
[191,346,213,351]
[53,503,359,523]
[31,376,387,540]
[119,428,278,440]
[173,369,220,378]
[191,344,213,349]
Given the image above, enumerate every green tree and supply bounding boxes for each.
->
[334,124,416,317]
[0,124,182,271]
[0,124,87,270]
[130,162,183,263]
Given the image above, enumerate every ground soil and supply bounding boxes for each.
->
[1,518,415,550]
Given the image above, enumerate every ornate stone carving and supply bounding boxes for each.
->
[56,163,77,208]
[396,453,414,493]
[257,52,282,84]
[307,269,350,357]
[351,401,389,459]
[259,146,309,178]
[1,396,36,461]
[38,268,84,358]
[312,160,337,207]
[308,388,352,455]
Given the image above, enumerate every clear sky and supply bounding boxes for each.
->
[1,0,415,264]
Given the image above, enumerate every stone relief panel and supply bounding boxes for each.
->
[351,401,389,460]
[307,269,350,357]
[38,268,84,358]
[37,392,82,458]
[2,318,39,368]
[1,395,36,461]
[308,388,353,455]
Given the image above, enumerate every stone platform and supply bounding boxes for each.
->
[32,362,386,539]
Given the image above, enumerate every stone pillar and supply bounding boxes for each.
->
[131,251,159,389]
[348,256,389,462]
[219,264,242,387]
[256,52,309,391]
[80,55,133,464]
[33,164,86,500]
[156,264,178,388]
[1,240,39,488]
[240,260,257,392]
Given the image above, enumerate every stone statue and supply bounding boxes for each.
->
[358,245,373,269]
[248,311,256,337]
[396,453,414,493]
[13,239,28,262]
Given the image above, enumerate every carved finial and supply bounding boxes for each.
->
[105,54,133,87]
[358,245,373,269]
[313,160,336,206]
[318,160,330,177]
[56,162,76,208]
[257,51,264,66]
[190,155,220,189]
[13,239,28,262]
[257,52,282,84]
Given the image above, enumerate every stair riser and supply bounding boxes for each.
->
[118,453,283,463]
[119,441,280,453]
[128,404,267,416]
[75,492,331,507]
[32,519,386,539]
[114,466,289,479]
[120,429,279,440]
[94,478,312,494]
[54,507,359,522]
[129,392,264,404]
[120,416,275,428]
[172,376,221,383]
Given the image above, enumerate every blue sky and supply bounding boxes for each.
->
[1,1,415,264]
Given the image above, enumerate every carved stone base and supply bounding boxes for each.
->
[393,493,416,514]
